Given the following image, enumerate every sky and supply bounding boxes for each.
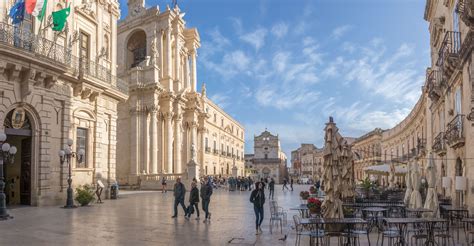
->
[119,0,431,162]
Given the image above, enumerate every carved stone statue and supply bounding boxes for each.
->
[201,83,206,97]
[150,30,158,65]
[191,143,196,161]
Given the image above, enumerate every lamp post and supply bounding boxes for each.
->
[58,139,84,208]
[0,131,17,220]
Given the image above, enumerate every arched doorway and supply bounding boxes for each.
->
[3,108,33,206]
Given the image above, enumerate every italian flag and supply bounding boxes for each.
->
[25,0,48,21]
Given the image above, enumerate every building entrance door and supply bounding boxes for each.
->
[3,108,33,206]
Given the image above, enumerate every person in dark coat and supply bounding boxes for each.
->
[282,178,289,191]
[290,178,294,191]
[171,177,186,218]
[268,178,275,200]
[250,182,265,235]
[185,181,200,220]
[200,177,213,223]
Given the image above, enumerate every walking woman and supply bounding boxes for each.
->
[185,181,200,220]
[250,182,265,235]
[161,176,167,193]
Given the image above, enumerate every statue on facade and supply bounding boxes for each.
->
[191,143,196,161]
[150,30,158,66]
[201,83,206,97]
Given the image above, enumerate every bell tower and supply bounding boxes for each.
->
[128,0,145,17]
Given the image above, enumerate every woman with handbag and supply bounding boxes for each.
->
[185,181,200,220]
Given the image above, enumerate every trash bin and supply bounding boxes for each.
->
[110,184,118,199]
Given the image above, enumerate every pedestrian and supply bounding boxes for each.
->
[200,177,213,223]
[171,177,187,218]
[290,178,294,191]
[269,178,275,200]
[250,182,265,235]
[161,176,167,193]
[185,181,200,220]
[282,178,289,191]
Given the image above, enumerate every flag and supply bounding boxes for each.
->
[9,1,26,25]
[25,0,47,21]
[52,5,70,31]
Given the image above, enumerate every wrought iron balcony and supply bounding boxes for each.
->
[432,132,446,155]
[445,114,465,148]
[436,31,461,78]
[0,22,70,66]
[205,147,211,153]
[426,69,444,101]
[221,150,226,156]
[0,22,128,95]
[416,138,427,156]
[213,149,219,155]
[456,0,474,27]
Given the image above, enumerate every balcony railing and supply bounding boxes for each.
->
[0,22,71,65]
[205,147,211,153]
[436,31,461,67]
[221,151,226,156]
[432,132,446,154]
[426,69,443,101]
[0,22,128,95]
[445,114,465,148]
[213,149,219,155]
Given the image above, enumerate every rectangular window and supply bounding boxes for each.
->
[205,137,208,148]
[79,31,90,60]
[455,87,462,114]
[76,128,88,168]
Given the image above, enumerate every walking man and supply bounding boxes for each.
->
[185,181,200,220]
[250,182,265,235]
[269,178,275,200]
[290,178,294,191]
[201,177,213,223]
[282,178,289,191]
[171,177,187,218]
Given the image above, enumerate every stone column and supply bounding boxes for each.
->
[191,51,197,92]
[157,113,163,173]
[174,114,182,173]
[130,109,139,176]
[159,30,164,78]
[165,112,173,174]
[175,33,180,82]
[142,110,149,174]
[199,127,205,166]
[150,107,158,174]
[166,28,172,77]
[185,55,190,89]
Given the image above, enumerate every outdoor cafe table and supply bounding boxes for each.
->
[383,217,447,246]
[361,207,387,232]
[462,218,474,245]
[290,204,309,218]
[299,218,367,246]
[440,205,469,242]
[405,208,433,218]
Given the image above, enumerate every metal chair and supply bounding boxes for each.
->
[292,215,325,246]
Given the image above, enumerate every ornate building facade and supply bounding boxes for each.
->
[0,0,127,206]
[290,144,323,181]
[245,130,288,183]
[115,1,244,186]
[352,128,383,181]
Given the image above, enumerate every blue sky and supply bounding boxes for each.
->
[119,0,430,160]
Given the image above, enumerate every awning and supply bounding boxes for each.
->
[363,164,407,176]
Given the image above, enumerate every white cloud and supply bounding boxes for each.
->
[204,50,250,79]
[271,22,289,38]
[209,93,230,109]
[240,27,268,51]
[331,25,352,39]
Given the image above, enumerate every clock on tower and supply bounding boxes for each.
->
[128,0,145,17]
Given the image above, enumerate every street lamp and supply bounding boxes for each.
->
[0,132,17,220]
[58,139,84,208]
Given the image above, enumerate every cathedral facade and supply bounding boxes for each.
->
[116,1,245,185]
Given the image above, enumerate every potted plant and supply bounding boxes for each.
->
[307,197,322,215]
[360,177,374,199]
[75,185,95,206]
[343,206,355,218]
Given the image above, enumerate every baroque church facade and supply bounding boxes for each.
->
[116,0,245,185]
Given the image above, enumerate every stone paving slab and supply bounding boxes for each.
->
[0,185,470,245]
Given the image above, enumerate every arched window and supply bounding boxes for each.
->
[127,30,147,68]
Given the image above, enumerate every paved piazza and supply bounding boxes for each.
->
[0,185,305,246]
